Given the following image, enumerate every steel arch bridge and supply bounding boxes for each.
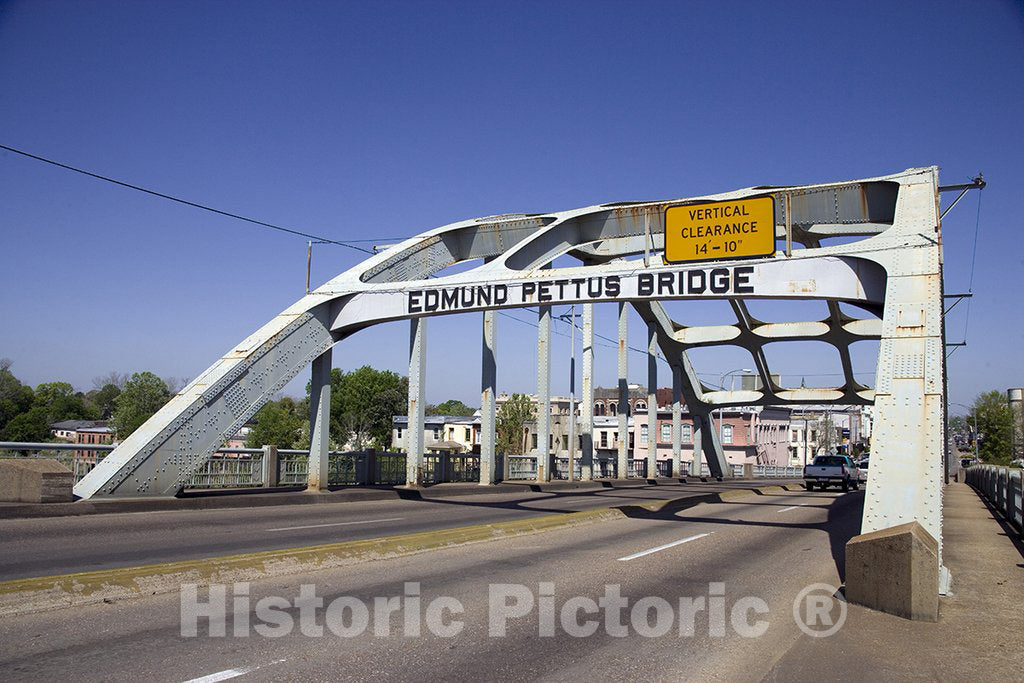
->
[75,167,948,562]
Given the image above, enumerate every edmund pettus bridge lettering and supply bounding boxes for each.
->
[406,266,756,314]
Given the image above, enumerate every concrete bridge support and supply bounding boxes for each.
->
[647,321,658,479]
[580,303,594,481]
[671,365,682,478]
[536,305,552,482]
[307,347,332,491]
[479,310,497,485]
[617,302,629,479]
[405,318,426,487]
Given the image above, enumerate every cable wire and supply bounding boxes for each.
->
[0,142,378,254]
[961,189,983,343]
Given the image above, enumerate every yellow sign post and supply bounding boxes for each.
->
[664,196,776,263]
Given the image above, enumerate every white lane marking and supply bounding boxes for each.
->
[183,660,286,683]
[182,667,255,683]
[777,504,806,513]
[617,532,712,561]
[266,517,404,532]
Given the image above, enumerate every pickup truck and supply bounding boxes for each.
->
[803,455,860,492]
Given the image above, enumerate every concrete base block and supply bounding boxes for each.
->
[845,520,939,621]
[0,458,74,503]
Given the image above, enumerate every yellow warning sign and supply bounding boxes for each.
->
[664,196,776,263]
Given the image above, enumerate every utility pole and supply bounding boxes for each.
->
[306,240,329,293]
[306,240,312,293]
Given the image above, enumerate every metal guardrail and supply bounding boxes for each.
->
[507,455,537,481]
[0,442,405,489]
[1,441,805,491]
[272,451,407,487]
[965,465,1024,536]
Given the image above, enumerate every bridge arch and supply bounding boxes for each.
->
[75,167,947,578]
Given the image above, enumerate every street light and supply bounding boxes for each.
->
[951,402,980,463]
[717,368,753,449]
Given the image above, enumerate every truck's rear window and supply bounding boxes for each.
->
[812,456,847,466]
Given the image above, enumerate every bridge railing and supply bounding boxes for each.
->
[506,455,537,481]
[965,465,1024,536]
[0,442,406,489]
[277,451,408,486]
[1,442,806,492]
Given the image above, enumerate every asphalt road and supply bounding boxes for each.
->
[0,487,863,682]
[0,480,799,581]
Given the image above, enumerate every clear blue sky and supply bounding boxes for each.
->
[1,0,1021,414]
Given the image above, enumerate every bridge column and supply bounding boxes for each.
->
[647,322,658,479]
[479,310,497,485]
[617,302,629,479]
[536,305,551,482]
[694,410,729,479]
[580,303,594,481]
[405,318,426,487]
[307,348,332,491]
[671,365,682,478]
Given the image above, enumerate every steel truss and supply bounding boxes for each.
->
[76,167,946,570]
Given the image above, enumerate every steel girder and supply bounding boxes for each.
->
[76,159,944,578]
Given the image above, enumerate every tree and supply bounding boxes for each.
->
[326,366,408,450]
[111,372,171,439]
[497,394,534,455]
[246,397,305,449]
[32,382,98,423]
[92,371,127,391]
[0,360,34,436]
[815,413,836,455]
[973,390,1013,465]
[427,399,476,416]
[88,383,122,419]
[163,376,190,394]
[1,406,50,442]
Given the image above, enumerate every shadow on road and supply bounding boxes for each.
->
[385,480,803,517]
[616,489,864,582]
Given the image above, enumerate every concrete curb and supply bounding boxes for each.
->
[0,482,803,616]
[0,477,790,520]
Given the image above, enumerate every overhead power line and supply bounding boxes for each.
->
[0,142,383,254]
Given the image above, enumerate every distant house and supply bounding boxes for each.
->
[50,420,110,442]
[391,415,481,454]
[74,425,116,463]
[50,420,115,465]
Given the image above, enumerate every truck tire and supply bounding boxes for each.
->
[804,482,814,491]
[842,479,849,492]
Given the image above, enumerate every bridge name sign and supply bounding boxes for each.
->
[406,266,756,314]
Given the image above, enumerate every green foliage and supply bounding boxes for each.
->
[1,406,50,442]
[948,414,967,434]
[0,360,34,436]
[33,382,99,423]
[497,393,534,455]
[88,383,122,419]
[111,372,171,439]
[246,397,305,449]
[973,390,1013,465]
[428,399,476,417]
[324,366,408,450]
[0,365,99,441]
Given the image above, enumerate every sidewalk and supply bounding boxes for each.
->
[764,482,1024,681]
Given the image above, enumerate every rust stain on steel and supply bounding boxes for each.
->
[787,279,818,293]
